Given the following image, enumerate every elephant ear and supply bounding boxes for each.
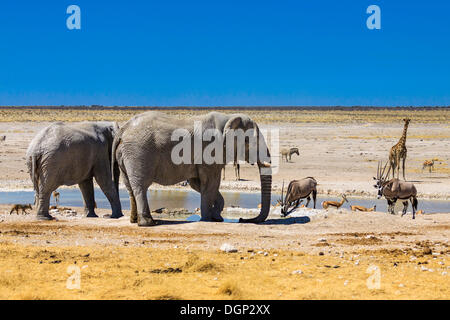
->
[223,116,243,136]
[223,115,257,137]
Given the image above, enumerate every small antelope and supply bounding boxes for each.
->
[322,194,348,209]
[53,191,60,206]
[350,205,376,212]
[422,160,434,173]
[10,204,32,215]
[280,147,299,162]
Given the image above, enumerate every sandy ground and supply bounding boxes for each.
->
[0,205,448,299]
[0,110,449,299]
[1,121,449,199]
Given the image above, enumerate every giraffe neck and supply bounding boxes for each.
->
[398,123,409,146]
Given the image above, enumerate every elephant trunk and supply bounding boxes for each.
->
[239,165,272,223]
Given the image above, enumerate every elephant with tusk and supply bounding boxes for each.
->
[26,121,123,220]
[112,111,272,226]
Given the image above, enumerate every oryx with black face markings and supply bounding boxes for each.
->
[278,177,317,216]
[373,161,418,219]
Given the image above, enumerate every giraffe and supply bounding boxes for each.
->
[389,118,410,180]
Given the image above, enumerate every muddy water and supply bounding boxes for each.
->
[0,188,448,213]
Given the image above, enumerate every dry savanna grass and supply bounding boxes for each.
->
[0,107,449,124]
[0,243,448,300]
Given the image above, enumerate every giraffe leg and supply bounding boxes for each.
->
[402,157,406,180]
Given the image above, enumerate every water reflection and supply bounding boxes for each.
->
[0,188,448,214]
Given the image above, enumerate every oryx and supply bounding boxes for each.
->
[278,177,317,216]
[373,161,418,219]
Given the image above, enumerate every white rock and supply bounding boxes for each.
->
[442,272,447,276]
[220,243,237,253]
[421,266,428,271]
[399,283,405,288]
[355,260,360,266]
[344,280,349,286]
[292,270,303,275]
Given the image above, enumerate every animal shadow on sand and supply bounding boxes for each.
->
[261,216,311,225]
[149,219,194,226]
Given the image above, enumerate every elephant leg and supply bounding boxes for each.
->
[122,170,137,223]
[211,192,225,222]
[79,179,97,217]
[199,171,222,222]
[200,193,214,221]
[189,177,212,220]
[94,169,123,219]
[134,186,156,226]
[36,188,53,220]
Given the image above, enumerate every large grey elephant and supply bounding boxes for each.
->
[26,121,123,220]
[112,111,272,226]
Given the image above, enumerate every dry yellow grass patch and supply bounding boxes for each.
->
[0,107,449,124]
[0,243,448,300]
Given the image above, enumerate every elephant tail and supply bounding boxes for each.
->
[30,155,40,201]
[111,136,121,183]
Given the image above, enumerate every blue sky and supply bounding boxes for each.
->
[0,1,449,106]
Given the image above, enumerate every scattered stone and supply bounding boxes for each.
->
[442,272,447,276]
[420,266,428,271]
[220,243,237,253]
[319,252,324,256]
[355,260,360,266]
[399,283,405,288]
[423,247,432,255]
[344,280,349,286]
[292,270,303,275]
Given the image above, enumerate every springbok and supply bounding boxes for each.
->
[322,194,348,209]
[280,147,299,162]
[350,205,376,212]
[373,161,418,219]
[278,177,317,216]
[52,191,60,206]
[422,160,434,173]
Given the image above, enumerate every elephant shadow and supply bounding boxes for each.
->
[150,215,311,225]
[261,216,311,225]
[152,219,195,226]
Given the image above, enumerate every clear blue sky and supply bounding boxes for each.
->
[0,1,449,106]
